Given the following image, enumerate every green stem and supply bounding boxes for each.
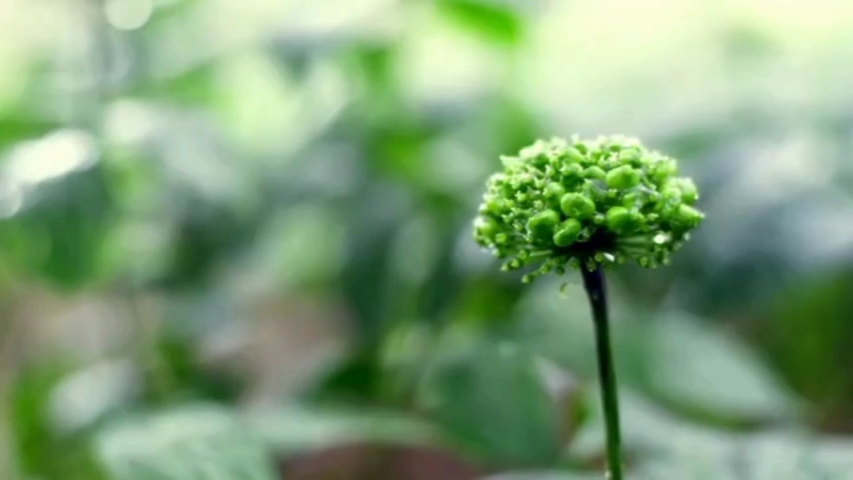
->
[580,263,624,480]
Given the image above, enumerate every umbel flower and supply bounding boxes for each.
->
[474,135,703,281]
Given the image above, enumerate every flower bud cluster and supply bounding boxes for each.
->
[474,135,703,282]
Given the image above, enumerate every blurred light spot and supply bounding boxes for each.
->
[499,342,518,358]
[164,136,239,203]
[253,206,343,289]
[535,357,577,398]
[0,59,28,113]
[49,360,140,434]
[0,188,23,219]
[104,0,152,31]
[424,139,488,194]
[0,129,96,217]
[391,215,438,285]
[782,198,853,269]
[7,130,96,185]
[217,52,298,154]
[399,15,498,103]
[104,99,158,146]
[716,134,834,217]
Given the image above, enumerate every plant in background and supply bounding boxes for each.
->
[474,135,704,480]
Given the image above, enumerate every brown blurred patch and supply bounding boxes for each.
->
[202,293,352,403]
[280,443,480,480]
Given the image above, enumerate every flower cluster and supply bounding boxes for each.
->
[474,135,703,282]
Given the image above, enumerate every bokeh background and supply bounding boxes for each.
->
[3,0,853,478]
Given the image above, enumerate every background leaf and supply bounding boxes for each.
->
[516,282,798,425]
[417,335,563,466]
[95,406,277,480]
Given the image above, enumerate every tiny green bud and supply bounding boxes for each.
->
[606,165,641,190]
[560,193,596,219]
[553,219,582,247]
[561,163,584,180]
[484,197,505,215]
[530,153,548,168]
[619,148,642,165]
[662,186,682,204]
[544,182,566,201]
[584,166,607,180]
[565,147,584,163]
[623,192,640,208]
[475,217,499,239]
[527,210,560,239]
[606,207,643,234]
[675,178,699,204]
[651,159,677,184]
[673,204,703,228]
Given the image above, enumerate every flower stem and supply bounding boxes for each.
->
[580,263,624,480]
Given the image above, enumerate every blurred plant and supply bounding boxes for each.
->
[5,0,853,478]
[474,136,704,480]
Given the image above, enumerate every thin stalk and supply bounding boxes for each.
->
[580,263,624,480]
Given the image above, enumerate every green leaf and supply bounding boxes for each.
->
[340,184,412,346]
[763,270,853,422]
[417,336,562,467]
[513,282,639,387]
[640,313,799,424]
[516,282,798,424]
[437,0,525,46]
[570,390,853,480]
[95,406,277,480]
[246,405,440,456]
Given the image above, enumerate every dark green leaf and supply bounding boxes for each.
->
[516,283,798,425]
[418,336,562,466]
[639,313,798,424]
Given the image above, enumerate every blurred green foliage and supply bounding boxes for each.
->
[2,0,853,479]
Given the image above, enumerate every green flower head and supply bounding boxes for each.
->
[474,135,704,282]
